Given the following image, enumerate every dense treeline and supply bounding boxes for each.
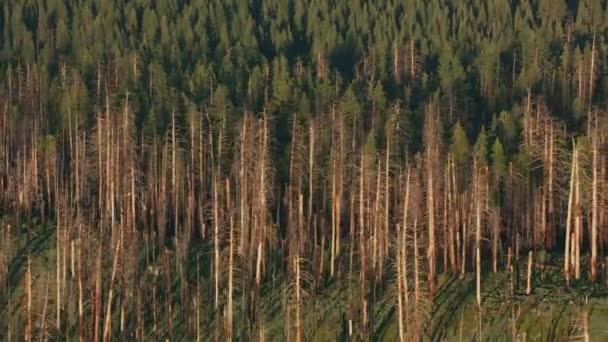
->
[0,0,608,340]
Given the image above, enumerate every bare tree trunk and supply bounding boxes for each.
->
[25,256,31,342]
[588,32,596,108]
[330,139,337,277]
[425,105,437,298]
[7,294,11,342]
[78,228,84,341]
[393,45,400,83]
[427,165,435,297]
[103,221,123,341]
[152,284,157,336]
[163,251,173,339]
[295,193,304,342]
[226,178,234,340]
[373,163,381,273]
[199,115,207,240]
[591,125,599,282]
[383,141,390,278]
[255,112,269,288]
[413,218,420,340]
[39,274,50,342]
[93,244,102,342]
[171,109,178,238]
[447,159,456,273]
[492,211,499,273]
[358,152,367,336]
[396,222,405,342]
[213,170,220,310]
[397,167,412,341]
[565,143,576,284]
[547,123,555,248]
[575,145,581,280]
[56,217,62,332]
[410,40,416,80]
[348,180,356,334]
[526,251,533,295]
[475,170,482,307]
[337,114,344,275]
[330,106,343,278]
[239,117,248,254]
[308,121,315,241]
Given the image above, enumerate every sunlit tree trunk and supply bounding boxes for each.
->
[25,256,31,342]
[397,166,411,341]
[591,120,599,282]
[565,142,576,284]
[212,167,220,310]
[526,250,533,295]
[412,217,421,340]
[588,32,596,109]
[330,106,344,278]
[226,178,234,340]
[396,222,405,342]
[78,226,84,341]
[93,244,102,342]
[103,220,123,341]
[255,112,269,288]
[358,151,367,336]
[424,104,439,298]
[475,165,482,307]
[574,143,582,280]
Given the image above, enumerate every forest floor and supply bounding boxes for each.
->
[3,223,608,341]
[257,254,608,341]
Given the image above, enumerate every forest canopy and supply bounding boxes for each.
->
[1,0,607,134]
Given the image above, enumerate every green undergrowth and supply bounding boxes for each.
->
[2,220,608,341]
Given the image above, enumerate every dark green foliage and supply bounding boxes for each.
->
[491,138,506,182]
[0,0,604,147]
[474,126,489,167]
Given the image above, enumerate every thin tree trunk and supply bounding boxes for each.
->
[565,143,576,284]
[548,124,555,248]
[575,144,581,280]
[492,212,499,273]
[39,274,50,342]
[213,170,220,310]
[56,218,61,332]
[591,126,598,282]
[226,178,234,340]
[295,193,304,342]
[78,228,84,341]
[475,170,482,307]
[426,106,437,299]
[308,121,315,240]
[396,223,405,342]
[93,244,102,342]
[256,113,268,288]
[239,118,248,254]
[103,222,123,341]
[358,153,367,336]
[373,163,381,273]
[413,218,420,340]
[330,139,337,277]
[171,109,178,238]
[526,251,533,295]
[588,32,596,108]
[383,142,390,277]
[25,256,31,342]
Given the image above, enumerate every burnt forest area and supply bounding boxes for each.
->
[1,0,608,340]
